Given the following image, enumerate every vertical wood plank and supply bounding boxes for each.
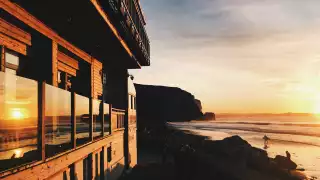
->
[0,45,5,72]
[38,81,46,161]
[52,41,58,87]
[71,92,76,148]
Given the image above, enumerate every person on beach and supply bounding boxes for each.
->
[286,151,291,160]
[263,135,270,149]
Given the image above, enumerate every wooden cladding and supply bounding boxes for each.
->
[0,17,31,46]
[0,33,27,55]
[57,61,77,76]
[53,50,79,77]
[57,52,79,70]
[92,59,103,99]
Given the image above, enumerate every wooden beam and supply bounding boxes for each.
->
[52,41,58,86]
[0,33,27,55]
[1,0,92,63]
[90,0,134,58]
[0,17,31,45]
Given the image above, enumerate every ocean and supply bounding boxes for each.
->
[171,115,320,179]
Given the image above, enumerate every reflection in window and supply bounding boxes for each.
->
[45,84,72,157]
[0,72,39,172]
[5,68,17,75]
[5,51,19,75]
[75,94,90,146]
[103,103,110,135]
[5,51,19,66]
[92,100,102,138]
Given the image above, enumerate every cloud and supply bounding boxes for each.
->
[135,0,320,112]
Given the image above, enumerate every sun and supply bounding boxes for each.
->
[11,108,24,120]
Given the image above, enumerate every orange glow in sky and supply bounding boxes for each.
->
[131,0,320,114]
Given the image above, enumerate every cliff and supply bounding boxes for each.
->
[134,84,203,127]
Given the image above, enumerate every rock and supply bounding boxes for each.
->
[274,155,298,170]
[201,112,216,120]
[134,84,203,127]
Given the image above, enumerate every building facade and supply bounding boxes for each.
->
[0,0,149,179]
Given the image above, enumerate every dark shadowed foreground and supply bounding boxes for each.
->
[120,128,309,180]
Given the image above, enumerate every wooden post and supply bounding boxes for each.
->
[109,104,113,134]
[101,100,105,136]
[0,46,5,72]
[71,92,76,148]
[89,97,93,141]
[52,42,58,86]
[38,81,46,161]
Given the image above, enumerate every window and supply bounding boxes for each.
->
[4,50,19,74]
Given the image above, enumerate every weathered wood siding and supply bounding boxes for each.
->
[92,58,103,99]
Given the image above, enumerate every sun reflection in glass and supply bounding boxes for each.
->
[11,108,24,120]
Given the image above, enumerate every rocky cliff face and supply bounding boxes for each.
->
[134,84,203,127]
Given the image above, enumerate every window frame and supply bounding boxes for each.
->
[1,48,20,74]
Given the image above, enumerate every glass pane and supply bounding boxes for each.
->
[45,84,72,157]
[75,94,90,146]
[92,100,102,138]
[5,51,19,66]
[5,68,16,75]
[103,103,110,135]
[0,72,39,172]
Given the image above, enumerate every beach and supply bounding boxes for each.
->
[171,115,320,179]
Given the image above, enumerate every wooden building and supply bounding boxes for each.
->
[0,0,149,179]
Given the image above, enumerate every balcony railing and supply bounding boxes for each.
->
[0,72,124,174]
[103,0,150,66]
[111,108,125,131]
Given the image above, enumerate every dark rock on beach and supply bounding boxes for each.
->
[130,127,307,180]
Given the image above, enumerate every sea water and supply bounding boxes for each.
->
[171,115,320,179]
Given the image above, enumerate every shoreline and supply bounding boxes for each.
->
[124,127,310,180]
[175,124,320,179]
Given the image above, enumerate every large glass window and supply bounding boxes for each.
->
[0,72,39,172]
[92,100,102,138]
[45,84,72,157]
[75,94,90,146]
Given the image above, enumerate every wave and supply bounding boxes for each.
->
[215,121,320,127]
[170,123,320,138]
[170,123,320,148]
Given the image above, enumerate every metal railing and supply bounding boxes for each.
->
[105,0,150,65]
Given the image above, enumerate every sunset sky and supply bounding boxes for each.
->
[131,0,320,114]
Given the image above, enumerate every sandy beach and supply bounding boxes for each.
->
[172,119,320,179]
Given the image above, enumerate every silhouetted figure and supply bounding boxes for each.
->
[286,151,291,160]
[263,135,270,149]
[11,153,16,159]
